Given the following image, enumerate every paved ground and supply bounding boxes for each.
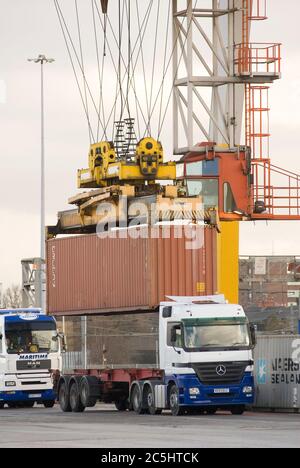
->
[0,404,299,448]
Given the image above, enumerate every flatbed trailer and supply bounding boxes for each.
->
[57,296,256,416]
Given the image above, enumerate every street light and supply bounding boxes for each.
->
[28,55,55,309]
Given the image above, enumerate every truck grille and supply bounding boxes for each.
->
[16,360,51,371]
[192,362,248,386]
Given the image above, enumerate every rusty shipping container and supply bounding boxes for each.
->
[47,226,218,316]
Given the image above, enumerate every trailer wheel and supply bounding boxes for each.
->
[231,405,245,416]
[59,379,72,413]
[131,384,145,415]
[79,376,99,408]
[44,401,55,409]
[115,399,128,412]
[144,385,162,416]
[169,385,185,416]
[69,380,85,413]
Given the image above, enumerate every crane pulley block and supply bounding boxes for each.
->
[78,137,176,189]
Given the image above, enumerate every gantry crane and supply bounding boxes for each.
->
[50,0,300,304]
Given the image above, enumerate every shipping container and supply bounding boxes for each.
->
[254,335,300,411]
[47,225,218,316]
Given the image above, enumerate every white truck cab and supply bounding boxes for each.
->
[157,295,256,415]
[0,309,62,409]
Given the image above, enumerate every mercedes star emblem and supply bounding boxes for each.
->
[216,365,227,376]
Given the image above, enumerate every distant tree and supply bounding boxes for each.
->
[1,285,22,309]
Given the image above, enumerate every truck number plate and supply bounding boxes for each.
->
[214,388,230,394]
[29,394,41,399]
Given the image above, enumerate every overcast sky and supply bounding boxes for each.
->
[0,0,300,289]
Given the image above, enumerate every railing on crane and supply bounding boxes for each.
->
[234,43,281,76]
[240,0,300,221]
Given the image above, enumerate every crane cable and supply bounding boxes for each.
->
[136,0,152,136]
[147,0,200,140]
[54,0,106,140]
[93,1,135,139]
[91,0,107,141]
[75,0,92,144]
[99,1,154,141]
[149,0,161,134]
[158,0,171,139]
[53,0,95,142]
[125,0,132,122]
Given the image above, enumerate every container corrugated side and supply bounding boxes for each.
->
[254,335,300,410]
[47,226,217,316]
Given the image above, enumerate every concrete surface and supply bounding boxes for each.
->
[0,404,299,448]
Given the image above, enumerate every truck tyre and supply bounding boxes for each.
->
[0,402,4,409]
[131,384,145,415]
[59,378,72,413]
[44,401,55,409]
[206,408,217,415]
[23,401,35,408]
[79,376,99,408]
[169,385,185,416]
[69,379,85,413]
[231,405,245,416]
[7,402,17,409]
[115,399,128,412]
[145,385,162,416]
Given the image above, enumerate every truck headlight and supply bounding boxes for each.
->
[5,381,16,387]
[189,387,200,396]
[243,386,253,394]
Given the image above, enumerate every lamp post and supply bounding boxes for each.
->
[28,55,55,309]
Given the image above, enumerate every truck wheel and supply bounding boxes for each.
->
[23,401,35,408]
[131,385,145,415]
[59,380,71,413]
[169,385,185,416]
[0,402,4,409]
[69,381,85,413]
[145,386,162,415]
[231,405,245,416]
[7,402,17,409]
[115,399,128,412]
[206,408,217,415]
[79,376,99,408]
[44,401,55,409]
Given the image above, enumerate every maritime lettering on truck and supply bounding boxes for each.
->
[19,354,48,360]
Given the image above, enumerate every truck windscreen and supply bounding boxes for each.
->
[182,319,250,351]
[5,321,58,355]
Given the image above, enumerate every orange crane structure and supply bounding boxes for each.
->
[175,0,300,221]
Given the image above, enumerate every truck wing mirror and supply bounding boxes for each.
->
[58,333,67,353]
[250,324,257,349]
[170,327,177,345]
